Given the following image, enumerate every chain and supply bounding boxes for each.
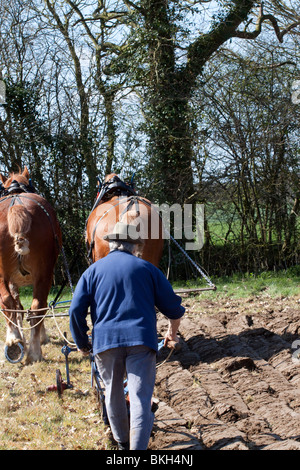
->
[167,231,216,289]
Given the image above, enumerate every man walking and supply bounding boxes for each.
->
[69,222,185,450]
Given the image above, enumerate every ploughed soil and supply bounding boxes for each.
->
[149,294,300,450]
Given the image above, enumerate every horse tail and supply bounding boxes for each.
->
[7,205,32,255]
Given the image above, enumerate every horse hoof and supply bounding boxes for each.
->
[4,342,25,363]
[25,350,43,364]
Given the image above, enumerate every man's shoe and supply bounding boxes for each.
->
[117,441,129,450]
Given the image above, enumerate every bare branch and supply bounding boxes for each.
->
[65,0,126,53]
[65,0,99,48]
[122,0,145,15]
[220,48,296,69]
[234,3,300,43]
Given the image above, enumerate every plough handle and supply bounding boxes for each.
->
[166,340,181,351]
[158,338,181,352]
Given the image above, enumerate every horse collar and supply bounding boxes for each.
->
[98,177,136,203]
[0,179,36,198]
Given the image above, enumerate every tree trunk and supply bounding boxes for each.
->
[142,0,258,204]
[142,0,194,204]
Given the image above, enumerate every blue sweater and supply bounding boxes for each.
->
[69,250,185,354]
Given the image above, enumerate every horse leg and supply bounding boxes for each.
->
[26,279,50,363]
[9,282,25,345]
[0,278,24,347]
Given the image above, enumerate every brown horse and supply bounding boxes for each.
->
[0,167,62,363]
[86,174,164,267]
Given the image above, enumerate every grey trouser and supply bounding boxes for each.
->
[95,345,156,450]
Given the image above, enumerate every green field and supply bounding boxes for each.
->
[172,266,300,299]
[16,266,300,308]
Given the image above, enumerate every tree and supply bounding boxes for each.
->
[116,0,300,204]
[42,0,136,184]
[21,0,300,206]
[0,0,299,278]
[42,0,97,201]
[191,43,300,272]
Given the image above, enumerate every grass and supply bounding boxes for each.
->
[0,288,112,450]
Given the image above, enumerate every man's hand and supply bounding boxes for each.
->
[78,346,91,356]
[164,318,181,348]
[164,332,180,347]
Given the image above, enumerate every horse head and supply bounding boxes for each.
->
[0,167,35,196]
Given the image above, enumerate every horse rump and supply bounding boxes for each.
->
[7,205,32,255]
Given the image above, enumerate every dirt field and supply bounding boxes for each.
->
[149,294,300,450]
[0,292,299,450]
